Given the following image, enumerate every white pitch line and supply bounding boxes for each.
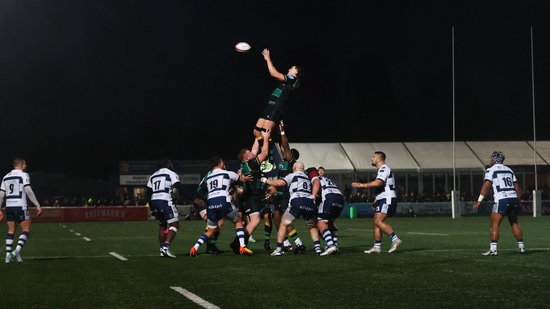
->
[22,254,161,260]
[109,252,128,261]
[407,232,449,236]
[69,229,74,233]
[62,225,67,228]
[83,237,92,242]
[415,248,550,252]
[170,287,220,309]
[75,233,81,236]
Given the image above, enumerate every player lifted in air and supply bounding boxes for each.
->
[253,49,302,142]
[352,151,402,254]
[190,156,253,256]
[307,166,345,255]
[145,159,204,258]
[472,151,525,256]
[0,158,42,263]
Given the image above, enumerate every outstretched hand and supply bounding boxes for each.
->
[351,182,363,188]
[262,48,271,61]
[279,120,285,133]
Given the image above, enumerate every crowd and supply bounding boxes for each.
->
[39,196,148,207]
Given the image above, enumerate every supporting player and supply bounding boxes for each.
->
[145,159,204,258]
[190,156,253,257]
[264,121,305,253]
[231,130,272,253]
[253,49,302,141]
[0,158,42,263]
[261,161,323,256]
[352,151,402,254]
[472,151,525,256]
[307,167,345,255]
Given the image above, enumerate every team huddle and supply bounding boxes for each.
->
[0,50,526,263]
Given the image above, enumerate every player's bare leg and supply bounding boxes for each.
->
[508,216,525,253]
[272,213,294,256]
[245,212,261,243]
[481,213,504,255]
[9,220,32,263]
[190,226,218,257]
[160,221,179,258]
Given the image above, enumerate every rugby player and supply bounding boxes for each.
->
[472,151,525,256]
[253,49,302,141]
[145,159,203,258]
[261,161,322,256]
[307,167,345,255]
[0,158,42,263]
[196,170,224,254]
[190,156,253,256]
[230,130,272,253]
[352,151,402,254]
[264,121,305,253]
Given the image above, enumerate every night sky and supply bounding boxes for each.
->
[1,1,549,179]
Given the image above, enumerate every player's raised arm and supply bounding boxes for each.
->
[279,121,293,161]
[256,130,272,163]
[262,49,285,81]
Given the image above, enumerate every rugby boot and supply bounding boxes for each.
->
[320,246,338,256]
[270,250,284,256]
[11,250,23,262]
[239,246,253,256]
[364,247,381,254]
[388,239,402,253]
[160,247,176,258]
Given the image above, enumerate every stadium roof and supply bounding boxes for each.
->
[291,141,548,172]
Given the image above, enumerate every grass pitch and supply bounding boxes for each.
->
[1,216,550,308]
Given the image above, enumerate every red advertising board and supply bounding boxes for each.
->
[5,207,150,223]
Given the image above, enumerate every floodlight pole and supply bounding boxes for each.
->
[530,26,541,217]
[451,26,460,219]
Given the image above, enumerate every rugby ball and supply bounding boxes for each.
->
[235,42,251,53]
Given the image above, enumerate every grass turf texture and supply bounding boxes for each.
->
[1,217,550,308]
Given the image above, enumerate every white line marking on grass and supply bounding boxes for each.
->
[69,229,74,233]
[23,254,161,260]
[62,225,66,228]
[170,287,220,309]
[75,233,81,236]
[417,248,550,253]
[407,232,449,236]
[83,237,92,242]
[109,252,128,261]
